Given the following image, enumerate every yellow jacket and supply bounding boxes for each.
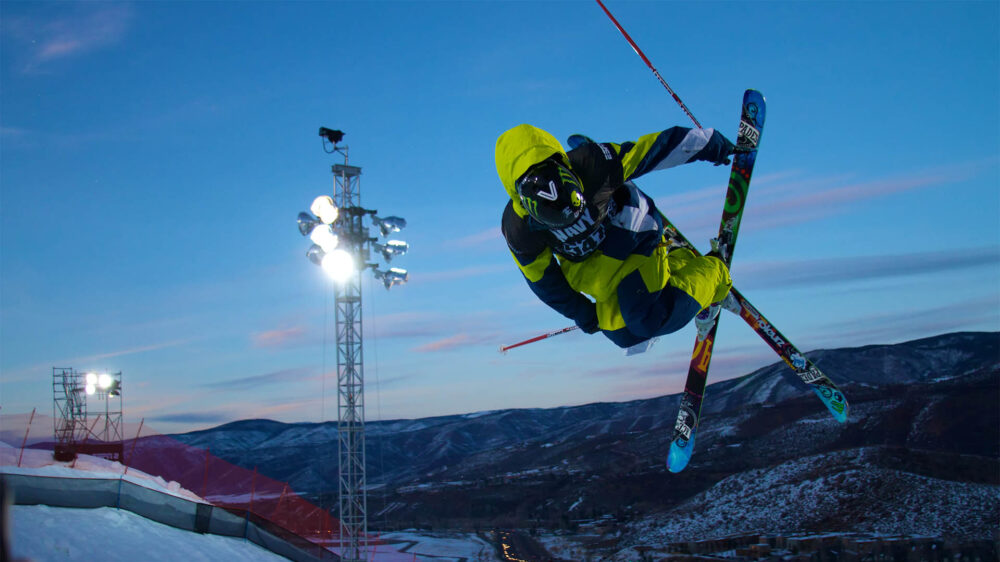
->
[497,124,733,347]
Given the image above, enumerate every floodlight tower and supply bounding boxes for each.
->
[297,128,409,562]
[51,368,124,461]
[52,368,87,461]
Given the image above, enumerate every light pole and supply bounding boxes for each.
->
[297,128,409,562]
[51,368,123,462]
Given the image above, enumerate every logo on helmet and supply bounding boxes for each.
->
[515,158,586,228]
[536,180,560,202]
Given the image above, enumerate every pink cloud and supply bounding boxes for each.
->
[252,327,307,349]
[79,339,192,362]
[411,333,497,353]
[655,160,988,235]
[445,228,503,249]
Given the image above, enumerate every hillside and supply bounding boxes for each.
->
[171,331,1000,539]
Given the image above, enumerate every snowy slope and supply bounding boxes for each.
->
[621,447,1000,544]
[0,442,203,502]
[10,505,289,562]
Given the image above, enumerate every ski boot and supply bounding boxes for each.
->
[695,291,740,341]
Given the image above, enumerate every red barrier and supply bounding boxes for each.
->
[16,408,36,468]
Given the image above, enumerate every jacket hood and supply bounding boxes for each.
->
[495,124,569,218]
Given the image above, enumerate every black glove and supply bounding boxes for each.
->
[710,130,737,166]
[574,303,600,334]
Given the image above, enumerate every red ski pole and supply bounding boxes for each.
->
[595,0,703,129]
[500,326,578,354]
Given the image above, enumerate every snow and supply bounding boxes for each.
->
[2,445,495,561]
[537,534,589,560]
[1,447,286,561]
[10,505,288,562]
[0,445,204,503]
[460,410,500,420]
[378,531,498,561]
[621,447,1000,545]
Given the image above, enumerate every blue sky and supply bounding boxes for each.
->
[2,1,997,434]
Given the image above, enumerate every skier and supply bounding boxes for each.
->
[496,124,739,350]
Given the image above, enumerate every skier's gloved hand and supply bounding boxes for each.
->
[708,130,737,166]
[574,304,600,334]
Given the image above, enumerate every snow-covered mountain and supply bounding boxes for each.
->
[170,331,1000,541]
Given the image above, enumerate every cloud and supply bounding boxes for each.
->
[411,264,509,284]
[737,246,1000,290]
[813,295,1000,348]
[3,3,133,72]
[410,332,498,353]
[444,228,502,249]
[2,339,194,384]
[148,412,233,425]
[252,327,308,349]
[369,312,450,339]
[654,160,990,233]
[200,367,319,392]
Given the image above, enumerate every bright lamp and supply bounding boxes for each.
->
[310,196,339,224]
[321,249,355,283]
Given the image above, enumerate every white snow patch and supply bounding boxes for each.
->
[1,446,204,502]
[11,505,288,562]
[378,531,499,561]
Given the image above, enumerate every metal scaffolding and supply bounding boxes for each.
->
[300,130,406,560]
[52,368,87,461]
[51,368,124,462]
[332,160,368,561]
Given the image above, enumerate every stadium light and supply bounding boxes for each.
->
[371,215,406,238]
[306,244,325,266]
[310,195,339,224]
[374,240,408,262]
[309,224,339,252]
[297,212,322,237]
[373,267,409,290]
[321,249,356,283]
[297,170,409,288]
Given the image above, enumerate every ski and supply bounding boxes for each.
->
[657,220,850,423]
[727,288,849,420]
[668,89,765,473]
[565,100,849,445]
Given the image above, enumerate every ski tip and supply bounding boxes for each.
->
[667,435,696,473]
[813,387,850,423]
[833,402,850,423]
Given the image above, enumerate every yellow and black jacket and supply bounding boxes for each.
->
[497,124,733,348]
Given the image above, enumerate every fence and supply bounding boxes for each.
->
[0,413,415,561]
[0,472,327,561]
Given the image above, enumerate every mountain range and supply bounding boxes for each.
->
[171,331,1000,543]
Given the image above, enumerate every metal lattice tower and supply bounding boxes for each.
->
[332,159,368,561]
[52,368,87,461]
[51,368,124,461]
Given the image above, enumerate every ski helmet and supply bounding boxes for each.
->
[515,157,585,228]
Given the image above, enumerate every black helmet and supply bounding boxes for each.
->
[515,157,585,228]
